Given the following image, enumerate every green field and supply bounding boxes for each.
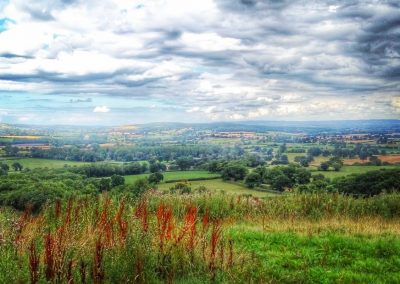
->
[286,153,330,165]
[230,226,400,283]
[313,165,400,179]
[157,178,272,197]
[0,158,89,169]
[125,170,220,184]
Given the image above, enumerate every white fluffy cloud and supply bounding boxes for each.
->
[93,106,110,113]
[0,0,399,124]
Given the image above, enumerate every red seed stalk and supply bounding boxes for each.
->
[219,240,225,267]
[202,209,209,235]
[135,199,149,233]
[229,197,235,210]
[228,239,234,268]
[95,196,115,247]
[54,200,62,219]
[64,198,73,227]
[66,258,73,284]
[104,221,113,247]
[135,253,144,284]
[44,233,55,281]
[175,205,197,246]
[115,200,128,244]
[80,260,87,284]
[187,205,197,250]
[14,204,32,247]
[209,221,221,270]
[92,239,105,284]
[156,204,174,251]
[236,196,241,204]
[74,204,81,223]
[29,242,40,284]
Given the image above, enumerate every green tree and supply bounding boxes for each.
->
[0,163,9,172]
[5,145,19,156]
[148,172,164,184]
[129,178,151,197]
[99,178,111,191]
[12,162,23,171]
[308,147,322,157]
[111,174,125,187]
[331,162,342,172]
[170,182,191,194]
[294,168,311,184]
[149,161,166,173]
[244,172,262,188]
[254,166,267,180]
[221,164,248,181]
[208,161,222,173]
[279,143,287,153]
[176,156,194,171]
[271,174,291,191]
[319,162,329,171]
[369,156,382,166]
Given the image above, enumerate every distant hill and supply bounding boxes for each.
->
[2,120,400,135]
[132,120,400,134]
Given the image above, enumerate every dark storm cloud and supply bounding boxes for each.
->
[334,2,400,80]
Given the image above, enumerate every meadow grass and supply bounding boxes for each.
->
[157,179,273,198]
[0,158,89,169]
[229,228,400,283]
[0,194,239,283]
[125,171,220,184]
[313,165,400,179]
[1,192,400,283]
[286,153,330,165]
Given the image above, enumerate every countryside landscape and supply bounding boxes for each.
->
[1,121,400,283]
[1,0,400,283]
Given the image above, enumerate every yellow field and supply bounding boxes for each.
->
[0,135,44,139]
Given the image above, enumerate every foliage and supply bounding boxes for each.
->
[175,156,194,171]
[263,165,311,191]
[332,169,400,196]
[170,182,192,194]
[148,172,164,184]
[110,175,125,187]
[244,172,262,188]
[127,178,151,197]
[0,195,238,283]
[73,162,148,177]
[221,163,248,181]
[319,162,329,171]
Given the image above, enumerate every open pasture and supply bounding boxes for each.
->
[0,158,89,169]
[157,178,272,198]
[314,165,400,179]
[125,170,220,184]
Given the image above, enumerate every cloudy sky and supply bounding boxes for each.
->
[0,0,399,125]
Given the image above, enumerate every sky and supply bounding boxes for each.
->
[0,0,399,125]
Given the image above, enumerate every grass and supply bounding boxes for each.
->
[157,179,273,198]
[230,227,400,283]
[0,195,239,283]
[1,191,400,282]
[313,165,400,179]
[125,170,220,184]
[0,158,89,169]
[285,153,329,166]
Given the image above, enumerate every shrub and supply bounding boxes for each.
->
[170,182,192,194]
[244,172,262,188]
